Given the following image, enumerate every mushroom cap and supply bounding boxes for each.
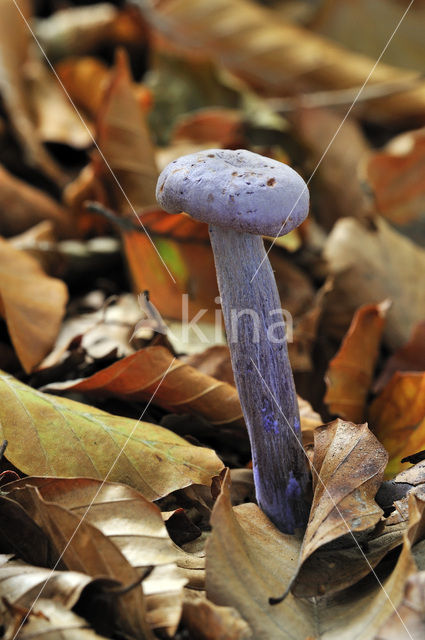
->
[156,148,309,237]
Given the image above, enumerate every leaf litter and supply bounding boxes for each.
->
[0,0,425,638]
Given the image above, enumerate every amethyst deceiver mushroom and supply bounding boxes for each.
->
[156,149,310,534]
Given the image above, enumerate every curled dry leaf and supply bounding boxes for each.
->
[139,0,425,122]
[44,345,244,429]
[0,370,224,499]
[0,555,110,617]
[365,127,425,245]
[323,217,425,349]
[374,321,425,393]
[0,165,72,238]
[205,470,418,640]
[0,238,68,372]
[0,496,52,566]
[325,301,389,423]
[305,419,387,555]
[6,476,187,635]
[288,419,388,597]
[183,593,252,640]
[294,108,371,230]
[56,56,151,121]
[0,0,63,183]
[4,598,110,640]
[369,372,425,478]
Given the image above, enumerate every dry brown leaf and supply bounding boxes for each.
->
[139,0,425,122]
[56,56,151,121]
[365,127,425,245]
[0,370,223,500]
[6,477,187,635]
[325,301,389,422]
[312,0,425,72]
[323,217,425,349]
[0,237,68,372]
[374,321,425,393]
[304,420,387,557]
[0,496,51,565]
[27,60,92,148]
[172,108,245,148]
[183,345,235,386]
[95,47,158,213]
[183,593,252,640]
[0,165,72,238]
[369,372,425,478]
[4,598,110,640]
[0,0,64,182]
[205,469,418,640]
[5,482,154,639]
[44,345,244,429]
[0,555,108,615]
[294,108,371,230]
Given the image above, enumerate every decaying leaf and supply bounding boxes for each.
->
[305,420,387,555]
[0,166,72,238]
[5,476,187,635]
[139,0,425,122]
[0,237,68,372]
[365,127,425,245]
[183,593,252,640]
[369,372,425,478]
[323,217,425,349]
[325,301,389,422]
[205,470,420,640]
[0,0,64,182]
[0,370,224,499]
[374,321,425,393]
[4,598,110,640]
[44,345,244,429]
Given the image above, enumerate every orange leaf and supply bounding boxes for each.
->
[366,128,425,242]
[325,301,389,422]
[123,208,218,321]
[0,237,68,372]
[369,372,425,478]
[45,345,244,429]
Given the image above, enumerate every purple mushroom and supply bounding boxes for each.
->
[156,148,310,534]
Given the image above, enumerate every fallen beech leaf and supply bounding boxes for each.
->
[313,0,425,73]
[323,217,425,349]
[205,470,417,640]
[172,108,245,148]
[4,598,110,640]
[95,47,158,213]
[0,555,108,615]
[325,302,389,422]
[0,237,68,372]
[27,61,92,148]
[365,127,425,245]
[123,208,219,322]
[374,572,425,640]
[0,165,72,238]
[303,420,387,557]
[374,321,425,393]
[44,345,244,428]
[0,0,64,183]
[0,496,51,566]
[183,345,235,386]
[6,477,187,635]
[294,108,371,230]
[369,372,425,478]
[0,370,224,499]
[56,56,151,120]
[183,594,252,640]
[4,484,154,640]
[139,0,425,122]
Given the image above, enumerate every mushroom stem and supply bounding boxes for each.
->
[209,225,310,533]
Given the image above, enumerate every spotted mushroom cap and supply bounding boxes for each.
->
[156,148,309,237]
